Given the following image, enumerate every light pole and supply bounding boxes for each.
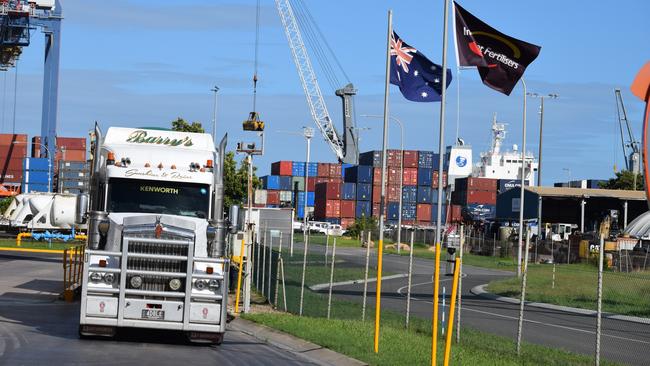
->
[211,86,219,141]
[361,114,404,254]
[14,141,52,193]
[299,126,313,316]
[527,92,558,238]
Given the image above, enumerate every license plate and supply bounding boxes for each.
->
[141,309,165,320]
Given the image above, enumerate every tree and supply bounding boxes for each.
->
[346,216,378,240]
[171,117,205,133]
[599,170,644,190]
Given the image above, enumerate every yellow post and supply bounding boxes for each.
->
[432,242,441,366]
[373,238,384,353]
[234,238,246,313]
[443,258,461,366]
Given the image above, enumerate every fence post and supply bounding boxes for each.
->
[274,233,283,308]
[516,227,531,355]
[280,257,287,312]
[405,230,414,328]
[299,228,310,316]
[362,231,371,321]
[595,235,604,365]
[327,237,337,319]
[262,229,267,295]
[325,234,330,267]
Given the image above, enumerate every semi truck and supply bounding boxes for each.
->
[78,126,230,344]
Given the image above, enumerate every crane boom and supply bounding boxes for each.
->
[615,88,640,173]
[275,0,347,161]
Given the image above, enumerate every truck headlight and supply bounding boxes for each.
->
[194,279,207,290]
[104,273,116,285]
[89,272,103,282]
[169,278,182,291]
[130,275,143,289]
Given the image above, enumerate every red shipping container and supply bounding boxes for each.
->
[341,218,355,230]
[466,190,497,204]
[449,205,462,222]
[0,134,27,146]
[0,169,22,183]
[0,145,26,158]
[315,182,341,200]
[57,137,87,149]
[373,168,381,185]
[372,203,387,217]
[388,185,400,201]
[327,177,342,184]
[387,167,401,185]
[461,177,497,191]
[307,177,316,191]
[402,220,415,226]
[372,185,381,203]
[328,163,342,178]
[432,171,448,188]
[417,204,432,222]
[402,150,419,168]
[266,190,280,205]
[317,163,330,177]
[271,161,293,176]
[340,200,355,218]
[387,149,401,168]
[315,177,329,185]
[59,149,86,162]
[315,199,341,219]
[403,168,418,186]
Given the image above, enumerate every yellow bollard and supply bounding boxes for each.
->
[432,242,441,366]
[16,232,31,247]
[234,238,246,313]
[373,238,384,353]
[443,258,461,366]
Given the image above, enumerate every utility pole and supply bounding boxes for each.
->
[211,86,219,141]
[299,126,313,315]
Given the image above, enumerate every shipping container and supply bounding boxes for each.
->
[497,179,529,193]
[271,161,293,176]
[587,179,606,189]
[372,185,381,204]
[59,180,86,188]
[279,190,292,202]
[455,177,497,191]
[402,150,418,168]
[307,162,318,177]
[355,201,371,218]
[466,190,497,204]
[328,163,342,178]
[341,163,353,179]
[296,191,316,207]
[291,176,305,191]
[317,163,330,177]
[279,176,292,191]
[340,200,355,218]
[402,185,417,203]
[356,183,372,201]
[307,192,315,206]
[261,175,280,190]
[344,165,373,183]
[267,190,280,205]
[373,168,381,185]
[387,149,401,167]
[372,203,386,217]
[464,203,496,221]
[417,168,432,186]
[431,171,448,188]
[59,149,86,162]
[432,204,448,223]
[340,218,355,230]
[359,150,382,167]
[56,136,87,150]
[403,168,418,186]
[254,189,268,205]
[417,203,432,222]
[59,160,88,171]
[324,218,341,225]
[449,205,462,223]
[0,169,23,183]
[387,202,400,220]
[23,157,49,172]
[430,188,445,204]
[292,161,305,177]
[401,203,417,220]
[387,167,401,185]
[417,186,433,203]
[59,170,86,180]
[387,185,400,202]
[341,182,356,200]
[22,182,50,193]
[315,199,341,219]
[418,151,435,168]
[24,170,50,184]
[315,182,341,200]
[296,205,305,219]
[0,144,27,157]
[306,177,316,191]
[0,133,27,145]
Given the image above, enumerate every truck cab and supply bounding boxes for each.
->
[79,126,229,344]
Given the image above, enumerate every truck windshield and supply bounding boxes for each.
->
[107,178,210,219]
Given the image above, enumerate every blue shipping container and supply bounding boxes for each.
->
[23,157,49,172]
[297,191,316,207]
[432,204,448,222]
[356,183,372,201]
[307,162,318,177]
[417,186,433,203]
[402,203,417,220]
[430,188,446,204]
[417,168,432,186]
[23,170,50,184]
[261,175,280,190]
[292,161,305,177]
[356,201,371,218]
[279,176,292,191]
[464,203,496,221]
[402,186,417,203]
[341,182,356,200]
[387,202,400,220]
[344,165,373,183]
[296,205,305,219]
[418,151,434,168]
[22,183,50,193]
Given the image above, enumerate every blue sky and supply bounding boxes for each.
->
[2,0,649,185]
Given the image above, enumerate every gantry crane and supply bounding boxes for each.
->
[275,0,359,164]
[614,88,640,175]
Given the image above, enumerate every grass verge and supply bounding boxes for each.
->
[488,263,650,317]
[383,242,517,271]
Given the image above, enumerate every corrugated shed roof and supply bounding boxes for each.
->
[624,210,650,238]
[524,186,646,201]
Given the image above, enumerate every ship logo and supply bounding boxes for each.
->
[455,156,467,167]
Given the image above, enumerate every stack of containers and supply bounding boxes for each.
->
[57,161,89,194]
[22,157,50,193]
[296,191,315,219]
[344,165,372,219]
[452,177,498,220]
[0,134,27,190]
[260,174,292,208]
[340,182,356,228]
[314,182,341,224]
[32,136,87,174]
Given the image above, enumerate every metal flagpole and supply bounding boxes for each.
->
[373,9,392,354]
[517,78,528,277]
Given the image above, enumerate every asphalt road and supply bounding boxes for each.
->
[300,242,650,365]
[0,252,314,366]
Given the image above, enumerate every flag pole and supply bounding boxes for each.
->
[433,0,450,363]
[374,8,392,354]
[517,78,528,277]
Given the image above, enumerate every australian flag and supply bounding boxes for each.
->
[390,31,452,102]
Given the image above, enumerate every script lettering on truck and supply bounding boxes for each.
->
[126,130,194,147]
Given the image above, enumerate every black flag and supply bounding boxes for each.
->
[453,1,541,95]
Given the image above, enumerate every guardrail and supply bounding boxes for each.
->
[63,244,85,302]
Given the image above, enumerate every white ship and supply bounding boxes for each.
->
[473,114,538,185]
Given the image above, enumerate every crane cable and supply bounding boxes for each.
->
[252,0,261,112]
